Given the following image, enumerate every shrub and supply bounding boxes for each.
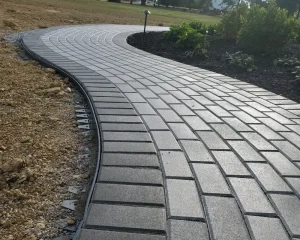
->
[237,2,294,54]
[188,21,219,36]
[163,23,194,41]
[290,18,300,43]
[177,31,209,53]
[164,23,209,54]
[219,2,249,40]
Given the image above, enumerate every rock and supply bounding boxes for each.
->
[44,87,61,94]
[67,219,76,225]
[57,91,65,96]
[66,87,72,93]
[62,200,77,210]
[44,68,56,74]
[49,117,60,121]
[0,145,7,150]
[17,168,34,183]
[36,221,46,229]
[3,19,18,29]
[1,219,12,228]
[68,186,79,194]
[0,158,24,173]
[20,136,31,143]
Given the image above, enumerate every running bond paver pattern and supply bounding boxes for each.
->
[22,25,300,240]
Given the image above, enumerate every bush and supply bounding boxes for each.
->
[237,2,294,54]
[188,21,219,36]
[164,24,194,41]
[164,23,209,54]
[178,31,209,53]
[219,2,249,40]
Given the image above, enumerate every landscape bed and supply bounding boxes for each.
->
[128,31,300,103]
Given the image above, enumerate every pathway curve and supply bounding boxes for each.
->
[22,25,300,240]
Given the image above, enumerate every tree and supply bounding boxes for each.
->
[141,0,146,5]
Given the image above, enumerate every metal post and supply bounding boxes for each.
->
[143,10,151,35]
[144,14,148,34]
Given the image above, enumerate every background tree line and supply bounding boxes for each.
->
[132,0,300,17]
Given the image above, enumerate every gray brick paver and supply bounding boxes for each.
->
[93,183,165,205]
[151,131,181,150]
[241,132,276,151]
[193,163,231,195]
[197,132,230,150]
[182,116,211,131]
[212,151,251,176]
[79,229,166,240]
[169,123,198,140]
[271,141,300,161]
[99,166,163,185]
[262,152,300,176]
[246,216,290,240]
[102,153,159,167]
[205,196,251,240]
[166,179,204,219]
[247,163,292,193]
[211,124,242,140]
[102,132,152,142]
[228,178,275,215]
[180,140,214,162]
[169,220,209,240]
[228,141,266,162]
[85,204,166,231]
[269,194,300,237]
[160,151,192,178]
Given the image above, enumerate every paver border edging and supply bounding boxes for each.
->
[20,35,102,240]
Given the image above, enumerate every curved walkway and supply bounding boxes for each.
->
[22,25,300,240]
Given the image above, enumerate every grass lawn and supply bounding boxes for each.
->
[0,0,219,33]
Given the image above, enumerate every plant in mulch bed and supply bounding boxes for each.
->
[163,21,218,55]
[237,1,296,55]
[224,51,257,72]
[219,1,249,40]
[274,56,300,81]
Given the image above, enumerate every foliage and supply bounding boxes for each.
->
[178,31,209,52]
[274,56,300,81]
[164,22,210,54]
[188,21,218,35]
[225,51,257,72]
[237,1,295,54]
[164,24,195,41]
[219,1,248,40]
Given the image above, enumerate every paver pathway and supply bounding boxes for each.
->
[22,25,300,240]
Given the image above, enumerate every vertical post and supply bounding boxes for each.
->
[143,10,150,35]
[144,14,148,34]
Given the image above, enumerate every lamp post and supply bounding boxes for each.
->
[144,10,151,35]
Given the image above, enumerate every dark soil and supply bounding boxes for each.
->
[127,32,300,103]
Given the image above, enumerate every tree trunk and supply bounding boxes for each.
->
[130,0,133,4]
[141,0,146,5]
[298,5,300,19]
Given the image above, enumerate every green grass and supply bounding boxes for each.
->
[38,0,220,25]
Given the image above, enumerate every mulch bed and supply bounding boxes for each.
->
[127,32,300,103]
